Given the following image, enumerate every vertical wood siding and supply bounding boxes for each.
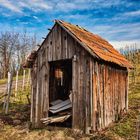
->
[90,63,128,131]
[30,23,128,133]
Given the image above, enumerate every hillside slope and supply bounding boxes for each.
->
[0,51,139,140]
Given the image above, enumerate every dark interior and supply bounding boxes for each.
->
[49,59,72,102]
[48,59,72,127]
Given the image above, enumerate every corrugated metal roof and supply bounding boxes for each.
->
[56,20,133,68]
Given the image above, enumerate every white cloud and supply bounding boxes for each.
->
[66,0,124,9]
[0,0,139,45]
[38,2,52,10]
[87,22,140,41]
[57,3,75,10]
[2,12,11,17]
[0,0,131,14]
[18,1,30,9]
[23,1,52,12]
[55,2,87,12]
[0,0,22,13]
[58,13,92,21]
[32,15,41,22]
[110,41,140,49]
[0,0,52,13]
[123,10,140,17]
[33,16,38,19]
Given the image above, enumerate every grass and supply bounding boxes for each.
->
[0,75,25,85]
[0,78,7,85]
[106,82,140,140]
[0,81,139,140]
[0,73,140,139]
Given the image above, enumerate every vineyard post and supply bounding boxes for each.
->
[22,70,26,91]
[15,70,19,96]
[5,71,13,114]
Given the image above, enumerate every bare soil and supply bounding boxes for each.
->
[0,80,139,140]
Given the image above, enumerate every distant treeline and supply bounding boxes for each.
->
[118,44,140,84]
[0,31,37,79]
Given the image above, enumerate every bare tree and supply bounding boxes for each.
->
[17,31,37,74]
[0,32,19,78]
[119,43,140,84]
[0,30,37,79]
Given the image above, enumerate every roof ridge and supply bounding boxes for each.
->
[56,20,133,68]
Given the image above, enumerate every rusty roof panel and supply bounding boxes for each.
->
[23,50,37,68]
[56,20,133,68]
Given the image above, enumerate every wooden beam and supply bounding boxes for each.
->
[41,114,71,124]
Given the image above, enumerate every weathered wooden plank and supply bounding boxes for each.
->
[41,114,71,124]
[111,67,113,122]
[125,71,128,110]
[56,25,61,60]
[99,64,103,129]
[62,29,66,59]
[90,58,93,130]
[118,70,121,117]
[94,61,98,130]
[102,64,105,128]
[50,99,63,106]
[96,62,100,130]
[49,104,72,114]
[52,25,56,61]
[111,68,114,122]
[43,76,49,117]
[64,32,68,58]
[92,61,96,131]
[48,35,51,61]
[87,58,91,129]
[35,56,41,127]
[49,99,71,110]
[30,66,37,127]
[100,64,104,128]
[85,55,90,133]
[77,45,81,129]
[108,67,111,125]
[67,36,75,58]
[105,65,108,127]
[40,65,44,119]
[82,50,86,132]
[72,54,77,129]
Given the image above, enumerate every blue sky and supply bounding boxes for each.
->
[0,0,140,48]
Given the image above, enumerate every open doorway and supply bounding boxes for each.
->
[49,59,72,102]
[47,59,72,127]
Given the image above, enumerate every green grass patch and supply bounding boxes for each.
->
[0,78,8,85]
[0,86,31,114]
[109,110,138,139]
[107,80,140,140]
[0,75,28,85]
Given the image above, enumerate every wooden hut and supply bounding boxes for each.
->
[23,20,133,133]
